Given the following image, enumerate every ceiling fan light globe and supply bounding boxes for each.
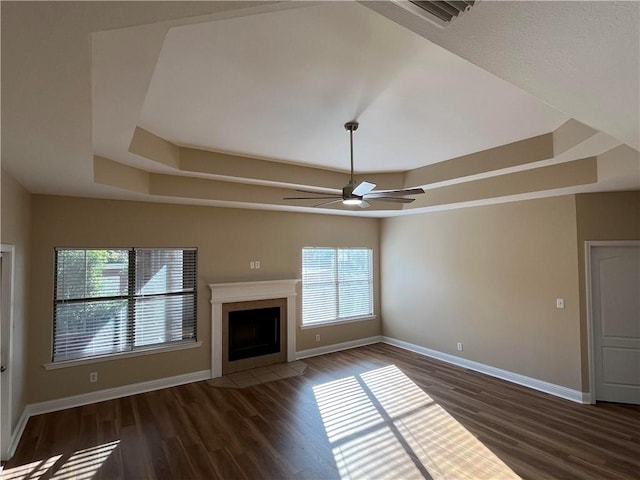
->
[343,198,363,206]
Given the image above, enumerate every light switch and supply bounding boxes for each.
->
[556,298,565,309]
[250,261,255,269]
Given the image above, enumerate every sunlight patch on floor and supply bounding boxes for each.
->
[333,425,425,479]
[1,455,62,480]
[313,365,520,480]
[1,440,119,480]
[313,376,383,443]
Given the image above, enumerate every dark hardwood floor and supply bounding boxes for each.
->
[3,343,639,479]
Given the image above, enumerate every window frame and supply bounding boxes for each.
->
[48,247,198,367]
[301,246,375,328]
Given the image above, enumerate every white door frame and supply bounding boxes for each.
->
[585,240,640,404]
[0,244,16,461]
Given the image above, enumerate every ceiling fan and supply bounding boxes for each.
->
[284,121,425,208]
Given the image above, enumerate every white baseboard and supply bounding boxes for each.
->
[8,369,211,458]
[7,337,591,459]
[382,337,590,404]
[296,335,382,360]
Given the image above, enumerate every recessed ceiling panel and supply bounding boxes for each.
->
[139,2,568,173]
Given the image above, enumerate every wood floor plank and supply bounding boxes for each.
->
[3,343,639,479]
[118,424,155,480]
[208,447,248,479]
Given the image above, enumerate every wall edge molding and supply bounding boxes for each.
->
[382,337,589,404]
[8,335,592,459]
[8,409,29,459]
[296,336,383,360]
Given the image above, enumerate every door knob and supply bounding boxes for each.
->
[0,365,6,373]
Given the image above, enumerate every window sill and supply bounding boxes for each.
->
[300,315,376,330]
[43,340,202,370]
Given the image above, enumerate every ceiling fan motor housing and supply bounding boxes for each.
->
[342,182,360,200]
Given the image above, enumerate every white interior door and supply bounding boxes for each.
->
[590,244,640,404]
[0,254,4,459]
[0,249,11,461]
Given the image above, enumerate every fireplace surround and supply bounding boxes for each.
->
[222,298,286,374]
[209,279,300,378]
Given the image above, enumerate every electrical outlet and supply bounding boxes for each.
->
[315,334,320,342]
[255,260,261,269]
[556,298,565,309]
[89,372,98,383]
[457,342,463,351]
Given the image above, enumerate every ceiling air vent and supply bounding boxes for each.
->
[399,1,476,28]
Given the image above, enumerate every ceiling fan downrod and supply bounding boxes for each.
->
[344,121,359,187]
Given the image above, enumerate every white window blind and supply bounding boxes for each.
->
[53,248,197,362]
[302,247,373,326]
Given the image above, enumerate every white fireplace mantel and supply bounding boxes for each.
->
[209,279,300,378]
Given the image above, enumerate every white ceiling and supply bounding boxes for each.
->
[137,3,567,173]
[2,1,638,216]
[367,0,640,150]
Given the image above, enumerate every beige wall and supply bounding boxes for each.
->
[1,170,31,433]
[28,195,381,403]
[18,189,640,405]
[575,191,640,388]
[380,196,582,390]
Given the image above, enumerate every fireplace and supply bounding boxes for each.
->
[222,298,287,373]
[209,279,300,378]
[229,307,280,361]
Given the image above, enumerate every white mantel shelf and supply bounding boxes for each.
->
[209,279,300,378]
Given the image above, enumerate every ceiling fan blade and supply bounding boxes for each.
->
[352,181,376,196]
[294,188,340,195]
[358,200,371,209]
[314,199,344,208]
[365,187,425,197]
[283,196,342,200]
[366,196,416,204]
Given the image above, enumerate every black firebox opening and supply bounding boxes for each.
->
[228,306,280,362]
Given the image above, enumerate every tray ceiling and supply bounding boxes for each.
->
[2,1,638,216]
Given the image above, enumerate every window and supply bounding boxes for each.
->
[53,248,197,362]
[302,247,373,326]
